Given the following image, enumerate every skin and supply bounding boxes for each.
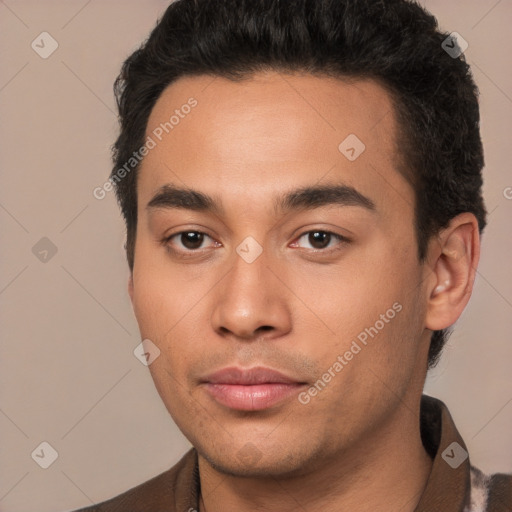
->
[128,71,480,512]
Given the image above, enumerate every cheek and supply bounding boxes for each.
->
[131,240,183,332]
[130,259,202,371]
[319,248,421,365]
[131,279,164,338]
[293,253,405,337]
[132,273,196,414]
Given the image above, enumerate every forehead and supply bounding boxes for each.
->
[138,71,409,217]
[145,71,398,156]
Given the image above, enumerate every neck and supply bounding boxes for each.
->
[198,398,433,512]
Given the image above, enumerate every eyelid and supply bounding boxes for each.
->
[161,229,218,258]
[291,231,350,253]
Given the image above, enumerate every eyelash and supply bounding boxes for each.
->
[160,229,350,258]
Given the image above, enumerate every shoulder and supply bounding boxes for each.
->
[69,448,197,512]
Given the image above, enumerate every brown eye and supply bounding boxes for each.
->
[163,231,216,255]
[179,231,205,250]
[295,230,349,252]
[308,231,331,249]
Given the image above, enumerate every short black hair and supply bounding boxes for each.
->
[111,0,486,369]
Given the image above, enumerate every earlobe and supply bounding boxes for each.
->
[425,213,480,331]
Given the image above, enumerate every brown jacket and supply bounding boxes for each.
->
[72,395,512,511]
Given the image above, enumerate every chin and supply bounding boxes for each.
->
[197,440,326,479]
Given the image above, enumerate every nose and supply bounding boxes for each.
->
[210,248,292,342]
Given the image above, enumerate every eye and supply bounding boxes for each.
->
[162,231,219,255]
[161,229,350,258]
[291,230,350,252]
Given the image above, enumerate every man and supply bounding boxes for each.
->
[75,0,511,510]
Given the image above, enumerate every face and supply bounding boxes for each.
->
[129,71,432,477]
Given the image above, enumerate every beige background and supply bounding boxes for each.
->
[0,1,511,510]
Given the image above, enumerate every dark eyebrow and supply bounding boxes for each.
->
[146,185,225,215]
[275,184,376,214]
[146,183,376,216]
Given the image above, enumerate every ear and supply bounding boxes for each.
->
[128,273,134,303]
[424,212,481,331]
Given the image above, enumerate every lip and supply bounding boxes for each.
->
[202,366,302,385]
[201,366,307,411]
